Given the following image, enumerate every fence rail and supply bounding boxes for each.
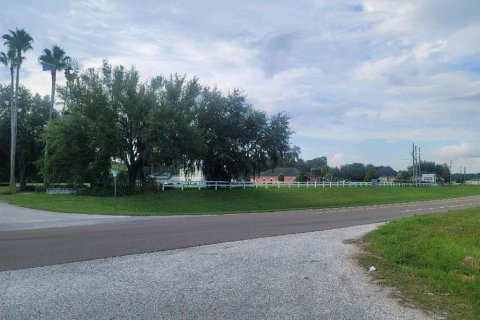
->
[161,180,438,191]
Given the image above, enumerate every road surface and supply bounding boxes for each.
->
[1,195,479,271]
[0,223,431,320]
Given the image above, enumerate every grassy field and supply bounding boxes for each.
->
[0,185,479,215]
[358,207,480,320]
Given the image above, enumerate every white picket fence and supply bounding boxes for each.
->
[161,180,438,191]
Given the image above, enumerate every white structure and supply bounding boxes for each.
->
[179,167,205,183]
[379,176,396,183]
[421,173,436,183]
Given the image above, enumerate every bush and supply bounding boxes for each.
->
[295,175,307,182]
[35,186,46,193]
[278,174,285,182]
[23,185,36,192]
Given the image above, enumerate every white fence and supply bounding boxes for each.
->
[161,180,438,191]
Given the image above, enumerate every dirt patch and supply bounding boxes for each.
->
[463,256,478,268]
[342,238,361,245]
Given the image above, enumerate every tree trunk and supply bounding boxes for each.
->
[44,69,56,187]
[19,155,26,191]
[9,53,20,194]
[128,166,138,192]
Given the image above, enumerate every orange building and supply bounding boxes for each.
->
[255,167,299,184]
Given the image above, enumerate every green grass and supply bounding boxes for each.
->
[358,207,480,320]
[0,185,479,216]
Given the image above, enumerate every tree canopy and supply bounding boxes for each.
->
[35,61,294,189]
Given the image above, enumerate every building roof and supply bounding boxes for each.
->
[260,167,299,177]
[376,166,397,177]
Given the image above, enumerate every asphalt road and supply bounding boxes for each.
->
[0,224,430,320]
[1,195,480,271]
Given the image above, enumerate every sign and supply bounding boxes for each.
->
[421,174,436,183]
[111,168,119,210]
[46,188,75,195]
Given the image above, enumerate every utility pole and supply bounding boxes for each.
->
[449,159,453,185]
[418,147,421,181]
[411,143,415,185]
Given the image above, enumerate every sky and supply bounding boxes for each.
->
[0,0,479,172]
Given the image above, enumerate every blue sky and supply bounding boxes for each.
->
[1,0,479,172]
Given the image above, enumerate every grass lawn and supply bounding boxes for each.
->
[358,207,480,320]
[0,185,479,215]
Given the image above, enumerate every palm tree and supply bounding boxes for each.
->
[38,45,70,186]
[0,48,16,121]
[39,45,70,122]
[2,28,33,194]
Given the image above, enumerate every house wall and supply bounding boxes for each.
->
[255,176,296,183]
[465,180,480,185]
[379,176,396,182]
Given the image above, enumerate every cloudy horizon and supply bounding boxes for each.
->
[1,0,479,172]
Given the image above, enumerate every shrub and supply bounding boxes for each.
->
[35,186,46,193]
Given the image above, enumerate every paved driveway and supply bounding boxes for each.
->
[0,201,189,231]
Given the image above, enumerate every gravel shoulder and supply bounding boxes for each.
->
[0,223,431,320]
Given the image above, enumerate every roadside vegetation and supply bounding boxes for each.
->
[0,185,479,215]
[358,207,480,320]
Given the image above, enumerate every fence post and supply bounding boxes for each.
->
[215,181,217,191]
[307,181,309,188]
[278,182,280,189]
[243,182,245,190]
[162,183,165,192]
[315,181,317,188]
[288,183,291,188]
[297,182,300,188]
[181,183,184,191]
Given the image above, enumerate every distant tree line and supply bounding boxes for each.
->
[279,157,452,183]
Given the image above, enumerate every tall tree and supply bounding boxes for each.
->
[39,45,70,186]
[0,86,51,186]
[109,64,156,189]
[2,28,33,193]
[0,48,16,120]
[198,89,292,181]
[62,58,80,116]
[339,163,367,181]
[42,64,118,186]
[147,74,205,179]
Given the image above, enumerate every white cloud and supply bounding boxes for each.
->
[330,153,362,167]
[436,143,480,159]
